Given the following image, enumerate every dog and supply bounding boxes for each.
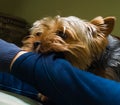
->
[21,15,120,101]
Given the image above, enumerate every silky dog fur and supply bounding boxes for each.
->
[22,15,120,101]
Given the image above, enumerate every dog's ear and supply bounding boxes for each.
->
[90,16,104,25]
[90,16,116,36]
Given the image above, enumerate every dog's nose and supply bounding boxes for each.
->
[33,41,41,47]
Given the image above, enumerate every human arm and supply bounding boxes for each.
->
[0,39,120,105]
[11,52,120,105]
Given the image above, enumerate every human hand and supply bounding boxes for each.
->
[0,39,21,72]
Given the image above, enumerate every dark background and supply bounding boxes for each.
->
[0,0,120,36]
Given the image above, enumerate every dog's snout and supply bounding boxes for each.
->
[34,41,41,47]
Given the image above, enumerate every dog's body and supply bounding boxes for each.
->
[88,35,120,81]
[22,15,120,101]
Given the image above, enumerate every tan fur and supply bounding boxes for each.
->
[21,15,115,101]
[22,16,115,70]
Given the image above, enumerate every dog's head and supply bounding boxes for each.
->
[22,16,115,69]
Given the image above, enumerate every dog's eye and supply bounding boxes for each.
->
[35,32,42,36]
[56,31,67,39]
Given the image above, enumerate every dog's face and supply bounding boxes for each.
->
[22,16,115,69]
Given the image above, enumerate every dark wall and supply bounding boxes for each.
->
[0,0,120,35]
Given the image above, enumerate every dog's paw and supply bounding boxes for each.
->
[38,93,48,102]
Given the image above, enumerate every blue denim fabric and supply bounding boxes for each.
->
[0,72,39,101]
[11,52,120,105]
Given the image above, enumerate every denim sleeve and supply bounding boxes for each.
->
[11,52,120,105]
[0,72,38,100]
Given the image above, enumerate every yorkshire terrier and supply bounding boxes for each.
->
[21,15,120,101]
